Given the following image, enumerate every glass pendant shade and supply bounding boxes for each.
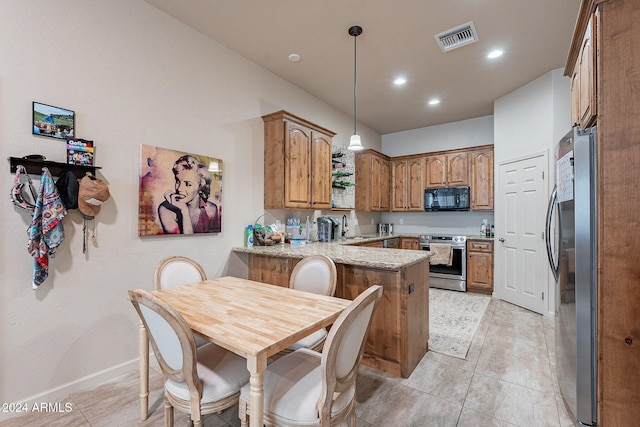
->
[348,134,364,151]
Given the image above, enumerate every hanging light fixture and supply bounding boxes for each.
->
[347,25,364,151]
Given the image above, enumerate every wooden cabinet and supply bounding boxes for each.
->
[337,260,428,378]
[564,1,640,424]
[469,147,494,211]
[355,150,390,212]
[262,111,335,209]
[391,156,425,211]
[350,239,384,248]
[400,237,420,250]
[246,252,430,378]
[466,239,493,295]
[570,13,597,129]
[425,152,468,188]
[248,254,297,288]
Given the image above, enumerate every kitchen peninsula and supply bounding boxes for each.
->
[232,238,430,378]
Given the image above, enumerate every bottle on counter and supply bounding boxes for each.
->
[490,224,495,237]
[245,224,254,247]
[480,219,488,237]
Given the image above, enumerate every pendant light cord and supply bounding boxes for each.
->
[353,32,357,135]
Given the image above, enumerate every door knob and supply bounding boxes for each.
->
[499,238,505,242]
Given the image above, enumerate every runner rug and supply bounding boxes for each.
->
[428,288,491,359]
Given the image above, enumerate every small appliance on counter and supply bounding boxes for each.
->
[377,223,393,234]
[317,216,340,242]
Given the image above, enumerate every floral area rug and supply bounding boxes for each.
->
[428,288,490,359]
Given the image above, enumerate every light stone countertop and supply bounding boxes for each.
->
[232,234,430,271]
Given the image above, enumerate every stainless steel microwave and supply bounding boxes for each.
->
[424,187,470,211]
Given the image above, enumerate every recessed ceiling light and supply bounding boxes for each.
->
[428,98,440,106]
[288,53,301,62]
[393,77,407,86]
[487,49,503,59]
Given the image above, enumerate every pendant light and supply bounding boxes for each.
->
[347,25,364,151]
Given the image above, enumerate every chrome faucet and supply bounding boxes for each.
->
[342,215,348,237]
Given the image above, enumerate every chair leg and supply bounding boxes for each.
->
[238,398,249,427]
[348,409,356,427]
[164,397,174,427]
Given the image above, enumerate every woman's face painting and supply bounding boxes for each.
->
[174,166,200,203]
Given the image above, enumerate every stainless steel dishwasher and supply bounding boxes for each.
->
[382,237,400,248]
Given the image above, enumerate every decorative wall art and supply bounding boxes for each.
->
[66,138,94,166]
[139,144,222,236]
[32,101,75,139]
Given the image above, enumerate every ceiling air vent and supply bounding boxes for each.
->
[434,21,479,52]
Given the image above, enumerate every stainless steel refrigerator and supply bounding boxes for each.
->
[546,126,597,426]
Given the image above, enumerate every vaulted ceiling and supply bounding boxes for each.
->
[144,0,581,134]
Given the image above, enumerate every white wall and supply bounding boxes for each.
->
[493,68,570,315]
[381,115,495,234]
[494,69,570,164]
[0,0,380,417]
[382,115,494,157]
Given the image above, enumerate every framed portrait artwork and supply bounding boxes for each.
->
[139,144,223,236]
[32,101,75,139]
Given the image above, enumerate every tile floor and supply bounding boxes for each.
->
[0,296,574,427]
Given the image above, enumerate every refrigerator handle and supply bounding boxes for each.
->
[545,185,560,281]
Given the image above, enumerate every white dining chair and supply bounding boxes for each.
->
[238,284,383,427]
[129,288,249,427]
[140,256,208,420]
[282,255,337,354]
[153,255,207,290]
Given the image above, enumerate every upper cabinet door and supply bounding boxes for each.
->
[406,157,425,210]
[284,121,312,208]
[391,159,408,211]
[310,131,332,210]
[425,155,447,187]
[355,150,390,212]
[570,13,597,129]
[377,156,390,211]
[578,14,596,128]
[447,152,469,186]
[470,149,494,211]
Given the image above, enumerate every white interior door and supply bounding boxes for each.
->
[495,153,548,314]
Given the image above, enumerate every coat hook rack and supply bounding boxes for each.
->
[8,157,101,179]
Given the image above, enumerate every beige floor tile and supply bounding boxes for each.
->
[483,329,550,365]
[489,316,547,346]
[355,368,397,418]
[401,355,474,405]
[476,347,555,392]
[465,374,560,426]
[0,397,89,427]
[555,391,575,427]
[359,383,461,427]
[457,407,518,426]
[493,302,545,327]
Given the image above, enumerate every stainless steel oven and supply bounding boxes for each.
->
[419,234,467,292]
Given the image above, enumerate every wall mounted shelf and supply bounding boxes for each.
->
[8,157,101,179]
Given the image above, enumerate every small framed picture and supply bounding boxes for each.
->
[32,101,75,140]
[66,138,94,166]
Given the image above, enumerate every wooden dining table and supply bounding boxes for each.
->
[138,275,351,427]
